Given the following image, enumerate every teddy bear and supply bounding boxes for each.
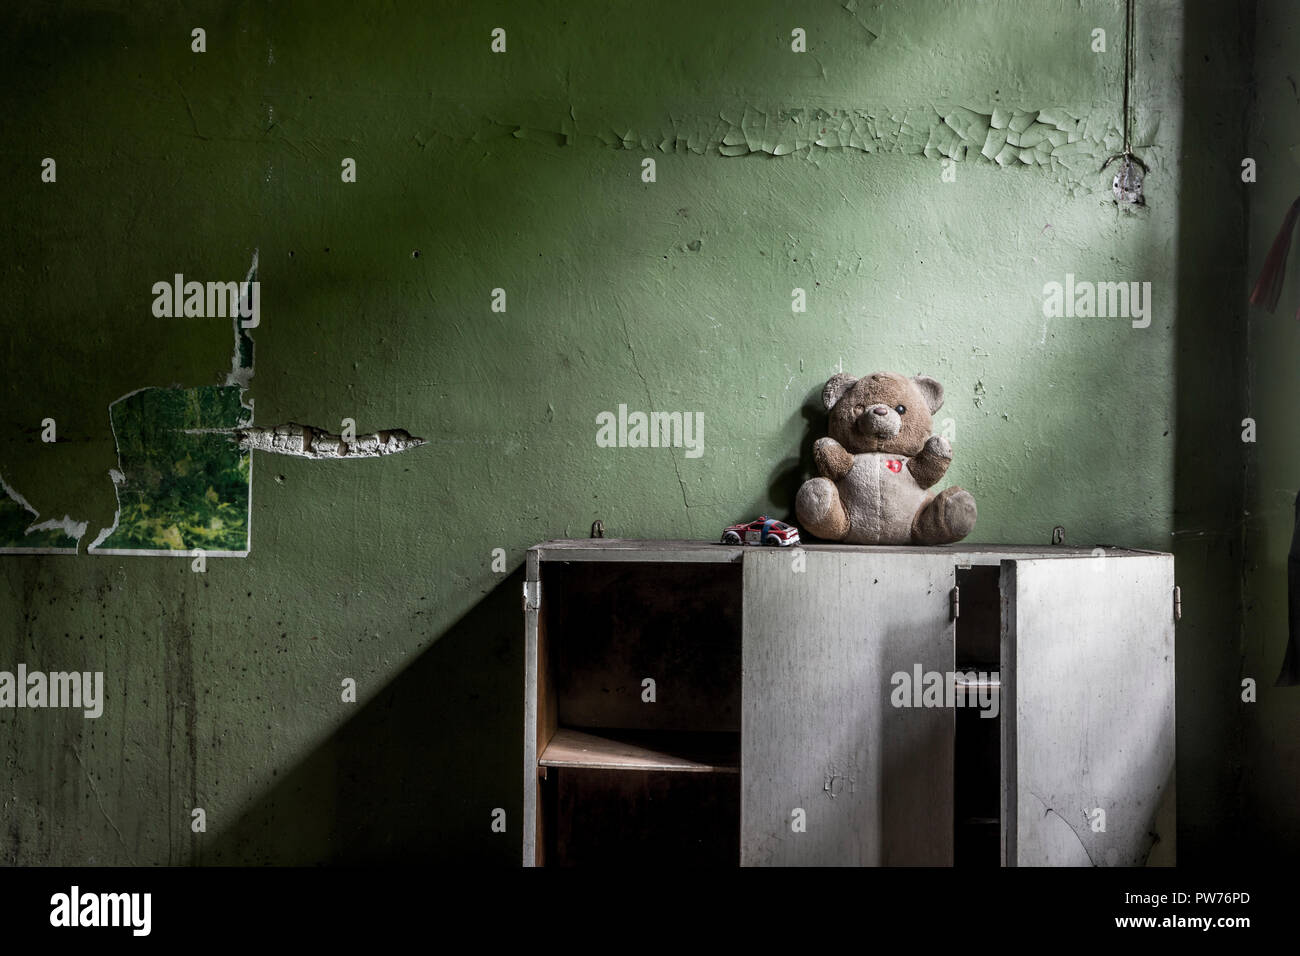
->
[795,371,976,545]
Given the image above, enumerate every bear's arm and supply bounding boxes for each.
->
[908,435,952,489]
[814,437,855,481]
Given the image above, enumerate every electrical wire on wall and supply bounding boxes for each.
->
[1103,0,1146,205]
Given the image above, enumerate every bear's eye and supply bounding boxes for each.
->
[895,404,906,414]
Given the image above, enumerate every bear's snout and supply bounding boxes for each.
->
[857,403,901,438]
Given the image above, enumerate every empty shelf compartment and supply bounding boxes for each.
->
[539,727,740,773]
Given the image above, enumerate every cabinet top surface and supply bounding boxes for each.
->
[529,538,1170,563]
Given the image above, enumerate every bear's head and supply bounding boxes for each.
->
[822,371,944,456]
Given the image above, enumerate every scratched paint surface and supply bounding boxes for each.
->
[0,0,1213,864]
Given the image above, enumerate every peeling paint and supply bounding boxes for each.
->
[0,473,85,553]
[26,516,89,541]
[440,103,1154,189]
[89,385,252,556]
[86,252,258,557]
[85,470,126,552]
[225,249,258,393]
[839,0,880,42]
[710,105,1131,176]
[823,761,857,799]
[236,423,425,459]
[0,0,1193,867]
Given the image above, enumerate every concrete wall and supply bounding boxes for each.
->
[1241,0,1300,860]
[1169,0,1254,864]
[0,0,1286,864]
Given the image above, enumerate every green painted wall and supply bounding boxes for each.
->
[0,0,1285,864]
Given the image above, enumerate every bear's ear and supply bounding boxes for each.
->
[822,373,858,410]
[911,375,944,413]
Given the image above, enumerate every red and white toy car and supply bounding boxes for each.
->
[720,516,801,547]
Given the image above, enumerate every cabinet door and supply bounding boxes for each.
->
[1001,555,1175,866]
[741,549,955,866]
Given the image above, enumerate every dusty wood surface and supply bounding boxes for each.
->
[540,727,740,773]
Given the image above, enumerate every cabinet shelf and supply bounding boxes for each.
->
[539,727,740,774]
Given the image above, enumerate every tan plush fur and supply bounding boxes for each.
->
[795,371,977,545]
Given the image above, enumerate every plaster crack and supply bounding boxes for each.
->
[617,311,693,520]
[72,745,135,864]
[175,80,211,142]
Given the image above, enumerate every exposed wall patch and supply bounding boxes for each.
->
[236,423,425,460]
[67,249,421,557]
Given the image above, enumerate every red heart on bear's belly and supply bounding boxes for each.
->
[886,459,903,473]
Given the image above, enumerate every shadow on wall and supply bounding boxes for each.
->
[203,568,525,865]
[1169,0,1251,863]
[762,383,823,526]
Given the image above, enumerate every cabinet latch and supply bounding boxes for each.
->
[523,580,542,611]
[1173,585,1181,622]
[950,585,960,621]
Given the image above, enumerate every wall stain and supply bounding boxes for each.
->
[163,593,197,866]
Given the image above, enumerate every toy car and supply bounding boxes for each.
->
[721,516,800,547]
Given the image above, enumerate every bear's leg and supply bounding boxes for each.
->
[796,477,850,541]
[911,486,977,545]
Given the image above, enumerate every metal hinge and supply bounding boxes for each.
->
[951,585,960,621]
[1173,585,1181,622]
[523,580,542,611]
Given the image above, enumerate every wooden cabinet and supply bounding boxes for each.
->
[522,540,1176,867]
